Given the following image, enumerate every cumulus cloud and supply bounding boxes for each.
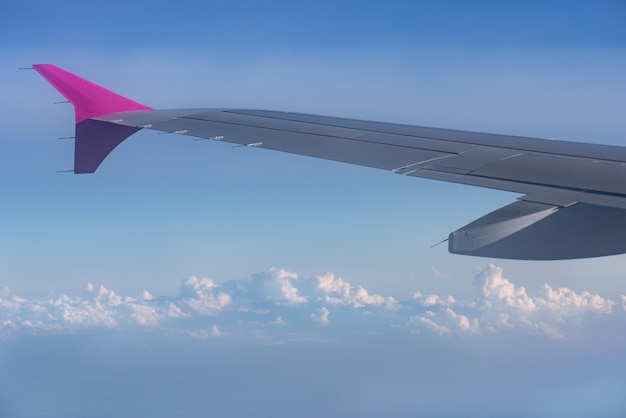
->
[0,265,622,340]
[316,273,397,309]
[413,292,455,307]
[407,264,618,338]
[410,315,451,337]
[130,304,160,327]
[311,307,330,326]
[475,265,536,312]
[219,268,306,305]
[187,325,221,340]
[539,284,614,316]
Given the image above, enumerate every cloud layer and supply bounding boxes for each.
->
[1,264,622,341]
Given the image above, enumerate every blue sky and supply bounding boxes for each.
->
[1,1,626,417]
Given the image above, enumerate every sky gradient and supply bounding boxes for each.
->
[1,1,626,416]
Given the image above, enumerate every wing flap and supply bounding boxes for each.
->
[426,147,522,173]
[473,153,626,195]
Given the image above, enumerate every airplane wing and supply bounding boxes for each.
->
[33,64,626,260]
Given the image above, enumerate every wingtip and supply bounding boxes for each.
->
[33,63,152,123]
[34,64,152,174]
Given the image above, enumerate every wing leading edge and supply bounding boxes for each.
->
[34,64,626,260]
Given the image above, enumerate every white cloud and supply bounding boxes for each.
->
[130,304,160,326]
[311,307,330,326]
[413,292,455,307]
[410,315,451,337]
[219,268,306,305]
[277,272,307,304]
[84,283,125,307]
[139,290,154,301]
[188,325,222,340]
[538,284,614,315]
[180,276,218,297]
[474,264,536,312]
[315,272,397,309]
[445,308,479,333]
[0,265,622,340]
[0,287,27,311]
[176,276,232,316]
[408,263,617,337]
[185,292,232,316]
[168,302,191,319]
[274,316,287,326]
[53,294,118,328]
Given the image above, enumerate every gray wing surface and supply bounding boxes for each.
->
[34,63,626,260]
[95,108,626,260]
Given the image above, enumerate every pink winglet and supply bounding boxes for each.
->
[34,64,153,173]
[33,64,152,122]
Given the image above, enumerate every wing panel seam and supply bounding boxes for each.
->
[220,111,626,164]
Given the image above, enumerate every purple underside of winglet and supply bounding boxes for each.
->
[33,64,153,173]
[74,120,142,174]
